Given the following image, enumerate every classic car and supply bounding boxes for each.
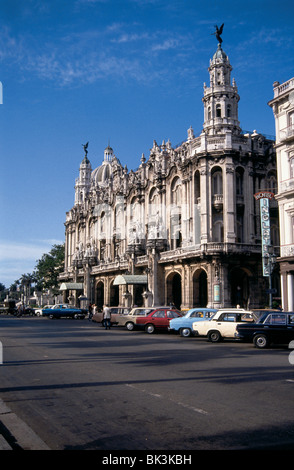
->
[235,311,294,348]
[115,307,155,330]
[42,304,87,319]
[34,305,54,316]
[169,308,217,337]
[192,308,254,342]
[135,307,182,334]
[92,307,131,325]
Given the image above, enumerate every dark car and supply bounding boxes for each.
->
[236,311,294,348]
[136,307,182,334]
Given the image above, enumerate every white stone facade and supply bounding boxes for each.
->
[269,78,294,310]
[59,44,279,311]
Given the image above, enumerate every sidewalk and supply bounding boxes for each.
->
[0,398,50,450]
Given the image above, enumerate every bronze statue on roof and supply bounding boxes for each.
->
[212,23,224,44]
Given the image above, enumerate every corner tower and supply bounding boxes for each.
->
[202,43,240,135]
[75,153,92,205]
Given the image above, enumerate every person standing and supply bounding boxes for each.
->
[103,304,111,329]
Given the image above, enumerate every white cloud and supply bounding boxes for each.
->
[0,239,63,286]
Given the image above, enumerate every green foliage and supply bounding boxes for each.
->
[34,244,65,294]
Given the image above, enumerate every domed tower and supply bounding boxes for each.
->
[202,43,240,135]
[91,145,114,186]
[74,154,92,205]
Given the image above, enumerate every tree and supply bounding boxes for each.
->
[0,282,6,302]
[34,244,65,295]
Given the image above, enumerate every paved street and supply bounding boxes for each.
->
[0,315,294,451]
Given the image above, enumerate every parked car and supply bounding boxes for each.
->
[92,307,131,325]
[236,311,294,348]
[192,308,254,342]
[169,308,217,337]
[115,307,156,330]
[136,307,182,334]
[42,304,87,319]
[34,305,54,317]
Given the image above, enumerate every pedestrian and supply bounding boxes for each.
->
[88,303,93,321]
[103,304,111,330]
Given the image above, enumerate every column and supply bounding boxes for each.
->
[287,273,294,311]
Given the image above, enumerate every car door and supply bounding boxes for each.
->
[214,313,240,337]
[150,309,166,328]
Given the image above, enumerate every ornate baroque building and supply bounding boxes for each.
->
[59,43,279,310]
[268,77,294,310]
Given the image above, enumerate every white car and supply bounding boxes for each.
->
[192,309,254,342]
[34,305,54,316]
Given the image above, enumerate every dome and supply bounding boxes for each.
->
[212,44,228,61]
[91,161,112,185]
[91,145,114,185]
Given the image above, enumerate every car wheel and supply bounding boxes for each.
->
[208,330,222,342]
[126,322,134,331]
[180,327,192,337]
[145,323,155,334]
[49,314,55,319]
[253,334,269,349]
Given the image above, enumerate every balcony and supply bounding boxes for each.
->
[280,125,294,143]
[273,78,294,98]
[212,194,223,210]
[279,178,294,195]
[280,244,294,258]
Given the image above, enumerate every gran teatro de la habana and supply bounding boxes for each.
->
[59,36,280,311]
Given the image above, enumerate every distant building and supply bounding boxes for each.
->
[59,43,279,310]
[269,78,294,310]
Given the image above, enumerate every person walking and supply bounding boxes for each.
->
[88,303,94,321]
[103,304,111,330]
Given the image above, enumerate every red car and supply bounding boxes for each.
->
[136,307,182,334]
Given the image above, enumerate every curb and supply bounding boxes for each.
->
[0,398,50,450]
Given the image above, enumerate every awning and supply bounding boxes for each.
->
[59,282,84,291]
[113,275,147,286]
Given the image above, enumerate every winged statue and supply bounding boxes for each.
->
[212,23,224,43]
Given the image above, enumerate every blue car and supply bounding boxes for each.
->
[169,308,217,337]
[42,304,87,319]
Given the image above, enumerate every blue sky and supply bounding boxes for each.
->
[0,0,293,288]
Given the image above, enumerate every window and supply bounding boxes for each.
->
[152,310,165,318]
[220,313,237,322]
[290,157,294,178]
[264,314,286,325]
[216,104,221,118]
[227,104,231,117]
[236,172,243,195]
[167,310,180,318]
[212,170,223,195]
[171,177,182,206]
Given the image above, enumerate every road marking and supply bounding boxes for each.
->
[126,383,208,415]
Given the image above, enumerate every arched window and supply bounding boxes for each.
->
[212,220,224,242]
[171,177,182,206]
[236,170,243,195]
[290,156,294,178]
[212,169,223,195]
[149,187,159,216]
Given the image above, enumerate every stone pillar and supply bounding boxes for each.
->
[224,164,236,243]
